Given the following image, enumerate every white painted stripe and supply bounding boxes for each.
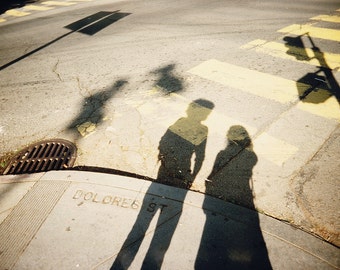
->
[241,39,340,70]
[311,15,340,23]
[278,24,340,42]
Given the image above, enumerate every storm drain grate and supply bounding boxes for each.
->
[3,139,77,175]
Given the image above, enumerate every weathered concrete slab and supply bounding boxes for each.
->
[0,171,338,269]
[290,126,340,246]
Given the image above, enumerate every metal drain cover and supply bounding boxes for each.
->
[3,139,77,175]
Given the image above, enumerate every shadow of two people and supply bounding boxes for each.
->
[111,99,272,269]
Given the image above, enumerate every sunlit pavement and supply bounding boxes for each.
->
[0,171,338,269]
[0,0,339,268]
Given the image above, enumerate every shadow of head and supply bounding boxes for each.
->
[227,125,252,149]
[186,99,215,121]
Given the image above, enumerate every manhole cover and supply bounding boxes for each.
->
[3,139,77,175]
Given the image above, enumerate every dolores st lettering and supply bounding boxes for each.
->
[72,189,140,210]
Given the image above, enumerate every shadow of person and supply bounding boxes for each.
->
[195,125,272,269]
[67,79,127,139]
[111,99,214,270]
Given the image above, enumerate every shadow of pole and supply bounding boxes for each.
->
[67,79,127,140]
[284,34,340,104]
[0,11,131,71]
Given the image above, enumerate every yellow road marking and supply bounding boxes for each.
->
[188,59,340,120]
[0,18,6,23]
[42,1,76,6]
[5,10,31,17]
[297,92,340,120]
[278,24,340,42]
[133,89,300,165]
[208,112,258,135]
[171,92,258,137]
[188,59,302,104]
[253,133,299,166]
[311,14,340,23]
[136,90,258,138]
[24,5,54,11]
[241,39,340,70]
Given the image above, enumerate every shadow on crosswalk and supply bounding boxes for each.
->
[284,34,340,104]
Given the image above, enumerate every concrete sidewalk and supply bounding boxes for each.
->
[0,171,338,269]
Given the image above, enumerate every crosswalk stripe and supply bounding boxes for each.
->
[278,24,340,42]
[5,10,31,17]
[170,92,259,138]
[296,91,340,120]
[134,89,259,138]
[170,94,301,166]
[139,91,298,166]
[24,5,54,11]
[241,39,340,70]
[136,91,297,166]
[188,59,303,104]
[311,14,340,23]
[253,133,299,167]
[188,59,340,120]
[42,1,76,6]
